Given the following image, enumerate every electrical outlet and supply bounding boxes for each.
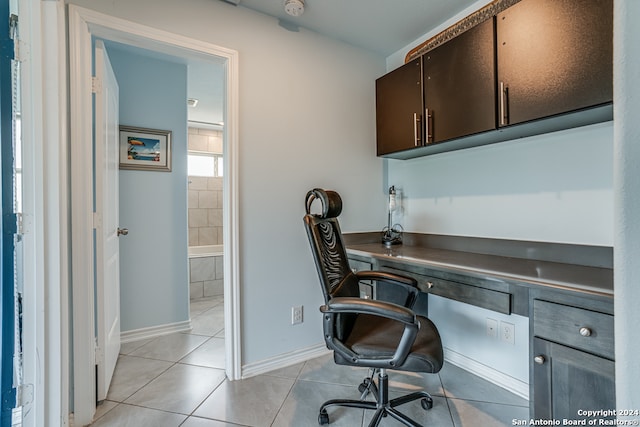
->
[291,305,303,325]
[486,318,498,338]
[501,321,515,345]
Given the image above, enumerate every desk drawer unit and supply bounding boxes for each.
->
[380,266,511,315]
[533,299,614,360]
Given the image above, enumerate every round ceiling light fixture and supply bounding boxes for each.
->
[284,0,305,17]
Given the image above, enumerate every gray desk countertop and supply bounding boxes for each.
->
[346,242,613,297]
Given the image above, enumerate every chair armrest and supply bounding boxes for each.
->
[320,297,415,325]
[320,297,419,369]
[355,270,419,308]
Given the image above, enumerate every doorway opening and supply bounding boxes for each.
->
[68,6,240,426]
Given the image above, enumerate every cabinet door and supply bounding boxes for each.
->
[424,18,496,143]
[376,58,423,156]
[497,0,613,127]
[532,337,615,422]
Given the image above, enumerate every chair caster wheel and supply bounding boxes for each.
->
[358,383,367,394]
[318,411,330,425]
[421,397,434,410]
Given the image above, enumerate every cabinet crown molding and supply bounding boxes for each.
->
[405,0,521,63]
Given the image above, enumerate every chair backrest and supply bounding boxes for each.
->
[303,189,360,304]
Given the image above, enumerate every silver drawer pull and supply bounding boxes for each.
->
[534,355,546,365]
[426,281,434,289]
[579,327,592,337]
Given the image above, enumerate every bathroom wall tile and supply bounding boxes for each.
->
[188,134,209,152]
[215,256,224,280]
[208,209,223,227]
[216,190,223,208]
[199,191,216,208]
[207,177,223,190]
[208,136,223,154]
[188,190,199,209]
[188,228,199,247]
[189,176,208,191]
[198,227,217,246]
[196,128,220,137]
[204,279,223,297]
[190,282,204,299]
[216,227,224,245]
[190,258,215,282]
[189,209,208,228]
[188,127,198,135]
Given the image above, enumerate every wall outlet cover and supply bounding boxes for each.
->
[292,305,303,325]
[501,321,515,345]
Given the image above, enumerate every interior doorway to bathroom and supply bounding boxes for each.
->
[68,6,241,425]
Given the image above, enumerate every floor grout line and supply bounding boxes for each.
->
[92,298,529,426]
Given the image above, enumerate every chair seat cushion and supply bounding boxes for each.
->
[337,314,444,374]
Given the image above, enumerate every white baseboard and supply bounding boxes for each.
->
[120,320,192,343]
[444,347,529,400]
[242,343,331,379]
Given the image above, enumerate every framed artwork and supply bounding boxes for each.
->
[119,126,172,171]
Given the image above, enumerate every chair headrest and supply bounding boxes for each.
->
[305,188,343,219]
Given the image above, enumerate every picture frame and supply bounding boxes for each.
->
[119,125,172,171]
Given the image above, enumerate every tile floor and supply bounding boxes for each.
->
[90,296,529,427]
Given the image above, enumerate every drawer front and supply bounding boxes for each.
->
[533,299,614,360]
[381,266,511,315]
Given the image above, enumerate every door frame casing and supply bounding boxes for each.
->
[68,5,241,425]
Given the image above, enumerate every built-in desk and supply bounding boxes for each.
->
[343,233,615,422]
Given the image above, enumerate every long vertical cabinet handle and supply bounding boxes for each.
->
[425,108,432,144]
[499,82,508,126]
[413,112,422,146]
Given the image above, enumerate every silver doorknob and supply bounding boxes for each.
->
[579,327,592,337]
[534,355,546,365]
[117,228,129,236]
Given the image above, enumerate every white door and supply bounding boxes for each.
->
[94,40,121,401]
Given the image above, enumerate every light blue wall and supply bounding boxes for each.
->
[386,122,613,245]
[106,43,189,332]
[72,0,387,367]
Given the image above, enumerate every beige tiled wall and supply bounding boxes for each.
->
[188,127,223,246]
[189,255,224,299]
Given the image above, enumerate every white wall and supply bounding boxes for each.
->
[384,0,614,387]
[68,0,387,365]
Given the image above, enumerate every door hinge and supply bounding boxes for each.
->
[94,339,103,366]
[9,14,18,41]
[17,383,33,407]
[92,76,102,94]
[93,212,102,230]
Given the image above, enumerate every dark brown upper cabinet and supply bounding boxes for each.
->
[376,0,613,160]
[496,0,613,127]
[423,18,496,144]
[375,58,423,156]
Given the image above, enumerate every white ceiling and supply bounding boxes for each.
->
[231,0,479,57]
[107,0,482,129]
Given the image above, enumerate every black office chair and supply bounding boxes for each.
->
[303,188,444,427]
